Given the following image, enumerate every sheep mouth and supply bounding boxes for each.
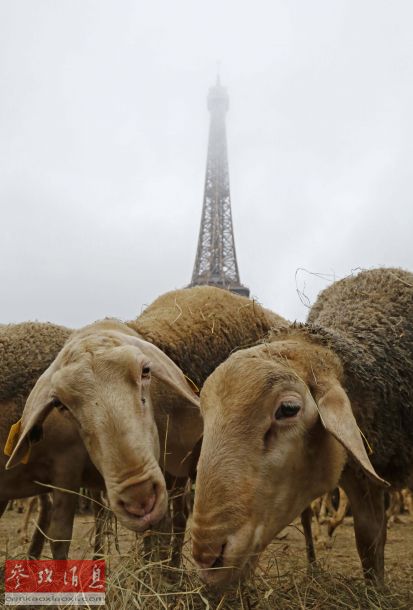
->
[197,544,247,587]
[194,525,264,587]
[116,503,165,531]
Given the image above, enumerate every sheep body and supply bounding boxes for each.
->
[304,267,413,486]
[130,285,286,389]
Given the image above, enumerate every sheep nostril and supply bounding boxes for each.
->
[211,544,225,569]
[211,544,225,568]
[119,481,157,518]
[143,493,156,514]
[122,493,155,517]
[194,543,225,570]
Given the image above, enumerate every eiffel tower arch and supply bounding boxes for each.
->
[189,77,249,297]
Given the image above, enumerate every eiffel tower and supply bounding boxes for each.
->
[189,77,249,297]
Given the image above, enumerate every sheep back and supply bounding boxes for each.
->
[0,322,71,409]
[130,286,286,389]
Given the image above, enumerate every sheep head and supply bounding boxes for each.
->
[6,321,199,532]
[191,338,387,586]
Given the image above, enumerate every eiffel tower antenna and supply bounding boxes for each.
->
[189,77,249,297]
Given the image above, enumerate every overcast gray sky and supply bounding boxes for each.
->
[1,1,412,327]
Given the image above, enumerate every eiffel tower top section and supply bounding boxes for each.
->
[189,77,249,297]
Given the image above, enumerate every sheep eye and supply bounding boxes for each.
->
[275,403,301,420]
[51,398,68,412]
[142,366,151,376]
[141,397,146,406]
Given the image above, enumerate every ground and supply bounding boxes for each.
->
[1,508,412,609]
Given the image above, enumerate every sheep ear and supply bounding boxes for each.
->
[317,384,389,487]
[129,336,200,408]
[5,365,56,469]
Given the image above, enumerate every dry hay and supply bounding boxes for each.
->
[1,510,412,610]
[101,547,413,610]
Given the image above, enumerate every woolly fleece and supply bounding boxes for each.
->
[130,285,286,389]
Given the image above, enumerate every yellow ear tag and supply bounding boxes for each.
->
[4,419,31,464]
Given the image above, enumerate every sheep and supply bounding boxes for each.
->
[4,496,52,556]
[1,286,283,559]
[386,490,404,526]
[191,267,413,586]
[401,488,413,516]
[17,496,52,551]
[2,318,199,557]
[0,322,73,557]
[386,487,413,525]
[311,488,349,544]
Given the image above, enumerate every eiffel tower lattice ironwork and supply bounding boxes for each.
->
[189,77,249,297]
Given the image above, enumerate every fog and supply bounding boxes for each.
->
[1,1,412,327]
